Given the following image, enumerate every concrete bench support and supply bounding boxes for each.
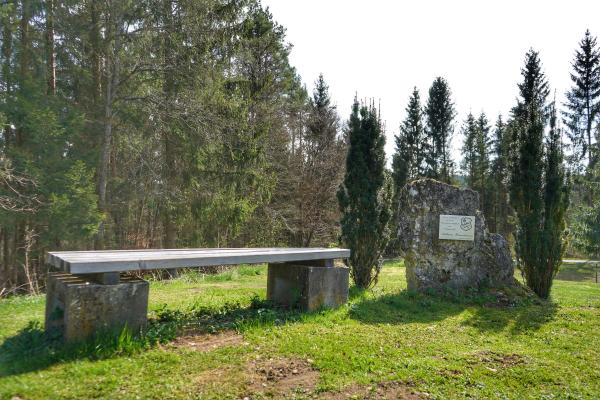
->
[267,262,349,311]
[45,272,149,342]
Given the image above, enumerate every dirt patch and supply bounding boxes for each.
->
[319,381,427,399]
[172,331,245,352]
[438,368,463,378]
[483,285,540,308]
[474,351,526,368]
[243,357,319,398]
[483,288,519,308]
[195,356,424,399]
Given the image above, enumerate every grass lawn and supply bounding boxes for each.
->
[0,262,599,399]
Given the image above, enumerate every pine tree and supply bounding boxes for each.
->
[489,115,513,236]
[284,74,345,246]
[338,98,391,289]
[461,112,477,188]
[475,112,492,215]
[540,101,570,295]
[392,87,426,198]
[306,74,339,147]
[513,52,550,140]
[563,30,600,170]
[461,112,478,188]
[509,50,568,299]
[425,77,456,183]
[574,154,600,258]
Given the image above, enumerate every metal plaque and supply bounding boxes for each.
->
[439,215,475,241]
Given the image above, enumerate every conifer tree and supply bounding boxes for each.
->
[461,112,478,188]
[462,112,493,222]
[425,77,456,182]
[475,112,492,215]
[563,30,600,170]
[509,50,569,299]
[574,157,600,258]
[338,98,391,289]
[489,115,513,236]
[540,101,570,295]
[306,74,338,146]
[283,74,345,246]
[392,87,426,198]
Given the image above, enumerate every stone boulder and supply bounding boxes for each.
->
[396,179,514,292]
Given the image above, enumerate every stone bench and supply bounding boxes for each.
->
[45,248,350,342]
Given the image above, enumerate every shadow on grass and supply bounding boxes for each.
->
[0,295,307,378]
[349,289,466,324]
[349,287,558,336]
[2,286,560,377]
[461,301,558,335]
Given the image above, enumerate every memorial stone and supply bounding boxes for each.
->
[396,179,514,291]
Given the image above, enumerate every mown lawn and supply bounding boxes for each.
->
[0,262,599,399]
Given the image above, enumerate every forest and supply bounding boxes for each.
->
[0,0,599,297]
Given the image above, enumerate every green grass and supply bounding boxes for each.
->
[0,262,599,399]
[556,261,600,283]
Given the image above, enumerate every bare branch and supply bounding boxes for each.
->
[0,157,41,213]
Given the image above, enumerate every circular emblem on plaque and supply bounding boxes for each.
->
[460,217,472,231]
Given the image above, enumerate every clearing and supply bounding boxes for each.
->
[0,262,599,399]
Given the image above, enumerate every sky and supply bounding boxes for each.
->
[261,0,600,163]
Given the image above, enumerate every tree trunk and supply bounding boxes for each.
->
[16,0,30,146]
[89,0,102,101]
[97,2,123,248]
[45,0,56,95]
[162,0,177,250]
[0,228,5,291]
[1,9,13,146]
[18,0,30,82]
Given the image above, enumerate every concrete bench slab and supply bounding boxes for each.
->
[47,248,350,274]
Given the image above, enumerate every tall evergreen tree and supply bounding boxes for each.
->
[509,50,568,299]
[392,87,426,198]
[540,101,570,295]
[573,156,600,259]
[563,30,600,170]
[338,98,391,289]
[282,74,345,246]
[475,112,492,216]
[461,112,492,219]
[461,112,478,187]
[513,50,550,121]
[489,115,513,236]
[425,77,456,183]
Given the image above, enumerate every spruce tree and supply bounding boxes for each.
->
[392,87,426,198]
[574,154,600,258]
[509,50,569,299]
[462,112,493,223]
[489,115,513,236]
[475,112,492,216]
[461,112,478,188]
[306,74,338,146]
[540,102,570,295]
[338,98,391,289]
[563,30,600,170]
[284,74,345,246]
[425,77,456,182]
